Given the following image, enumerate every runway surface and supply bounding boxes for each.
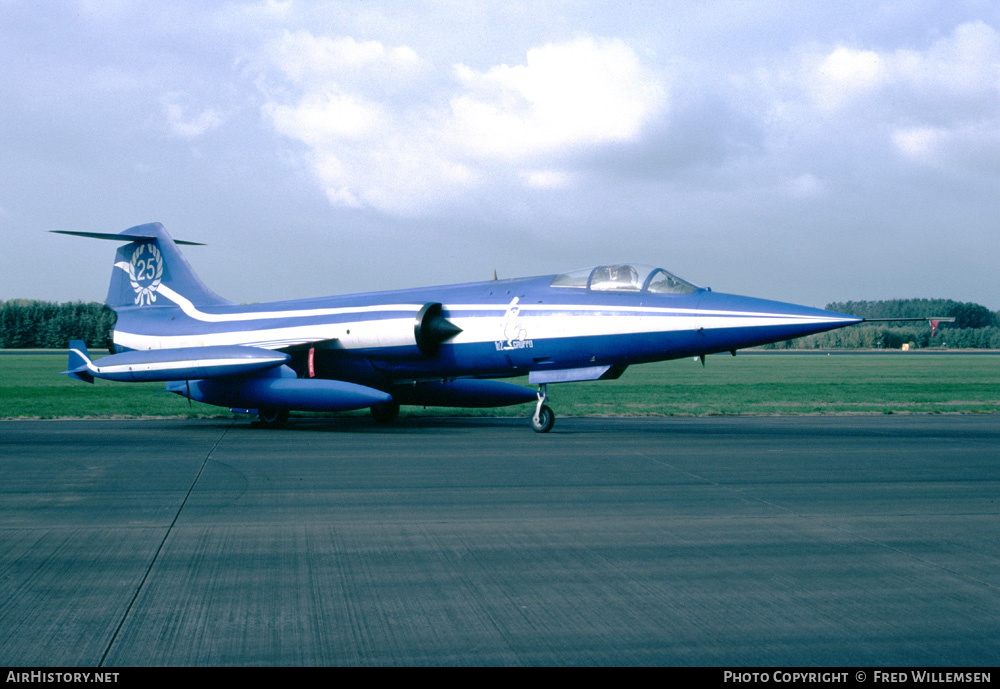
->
[1,415,997,666]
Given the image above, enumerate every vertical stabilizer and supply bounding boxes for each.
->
[103,223,230,309]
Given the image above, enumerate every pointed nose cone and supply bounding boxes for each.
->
[698,291,863,349]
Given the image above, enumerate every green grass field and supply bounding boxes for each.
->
[1,350,998,420]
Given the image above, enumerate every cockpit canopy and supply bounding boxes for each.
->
[550,264,699,294]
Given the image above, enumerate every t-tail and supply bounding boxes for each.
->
[52,222,230,311]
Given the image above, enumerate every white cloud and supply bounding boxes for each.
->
[893,122,1000,175]
[222,0,292,25]
[897,21,1000,97]
[879,23,1000,173]
[768,21,1000,119]
[162,98,225,138]
[750,21,1000,183]
[259,33,667,214]
[892,126,942,159]
[265,91,384,144]
[265,30,425,89]
[524,169,574,189]
[809,46,887,110]
[450,37,667,157]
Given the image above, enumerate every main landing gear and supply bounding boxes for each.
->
[530,383,555,433]
[370,401,401,424]
[257,408,289,427]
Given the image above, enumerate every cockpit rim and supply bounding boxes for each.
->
[550,263,700,294]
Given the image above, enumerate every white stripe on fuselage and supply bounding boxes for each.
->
[113,309,846,351]
[118,264,841,325]
[119,270,424,321]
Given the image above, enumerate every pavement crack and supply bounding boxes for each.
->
[98,420,234,667]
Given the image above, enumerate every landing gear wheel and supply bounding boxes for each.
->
[530,383,554,433]
[258,408,289,427]
[530,404,555,433]
[370,401,400,424]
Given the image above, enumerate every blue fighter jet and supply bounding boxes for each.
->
[58,222,864,431]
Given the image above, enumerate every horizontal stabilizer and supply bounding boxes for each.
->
[62,340,95,383]
[50,229,204,245]
[63,366,95,384]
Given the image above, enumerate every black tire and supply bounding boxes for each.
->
[370,401,400,424]
[530,405,555,433]
[258,409,289,426]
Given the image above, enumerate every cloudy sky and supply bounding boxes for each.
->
[3,1,999,309]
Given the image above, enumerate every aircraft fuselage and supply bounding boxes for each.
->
[111,272,859,387]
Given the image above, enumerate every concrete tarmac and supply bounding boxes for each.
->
[0,415,997,666]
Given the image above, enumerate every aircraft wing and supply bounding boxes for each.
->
[64,341,290,383]
[65,340,392,413]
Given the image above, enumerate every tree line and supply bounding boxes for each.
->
[767,298,1000,350]
[0,300,116,350]
[2,297,999,350]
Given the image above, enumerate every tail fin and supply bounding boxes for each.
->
[63,340,95,383]
[53,223,231,310]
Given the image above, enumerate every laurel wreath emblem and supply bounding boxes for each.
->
[128,243,164,306]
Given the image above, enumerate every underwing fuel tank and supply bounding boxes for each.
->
[390,379,538,408]
[167,366,392,412]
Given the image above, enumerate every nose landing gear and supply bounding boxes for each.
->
[530,383,555,433]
